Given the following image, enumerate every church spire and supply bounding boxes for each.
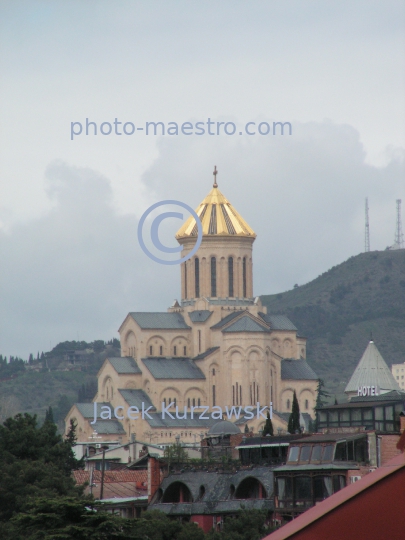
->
[213,165,218,188]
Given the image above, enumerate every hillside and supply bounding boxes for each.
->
[261,249,405,399]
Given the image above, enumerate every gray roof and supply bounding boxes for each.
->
[193,347,220,361]
[145,413,218,429]
[222,315,270,333]
[129,312,191,330]
[345,341,401,394]
[207,298,254,306]
[259,313,297,331]
[211,311,247,329]
[108,357,141,374]
[350,390,405,403]
[281,359,318,380]
[207,420,241,436]
[188,310,213,323]
[76,402,112,419]
[274,463,358,472]
[118,389,156,411]
[142,357,205,379]
[90,420,126,435]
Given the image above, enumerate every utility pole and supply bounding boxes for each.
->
[100,449,106,500]
[394,199,404,249]
[365,197,370,252]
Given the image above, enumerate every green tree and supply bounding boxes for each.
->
[163,443,189,463]
[262,411,273,437]
[44,406,54,424]
[288,391,301,434]
[244,423,249,434]
[208,508,270,540]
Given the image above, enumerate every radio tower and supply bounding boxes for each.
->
[394,199,404,249]
[364,197,370,252]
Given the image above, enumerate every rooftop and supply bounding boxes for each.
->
[129,312,191,330]
[281,359,318,380]
[142,357,205,379]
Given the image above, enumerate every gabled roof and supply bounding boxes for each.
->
[129,312,191,330]
[192,347,220,361]
[281,359,318,380]
[119,389,156,410]
[76,402,112,418]
[345,341,401,394]
[142,357,205,379]
[188,310,213,323]
[108,357,142,374]
[259,313,297,331]
[223,315,270,333]
[210,311,245,329]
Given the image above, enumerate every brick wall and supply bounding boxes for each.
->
[380,434,401,465]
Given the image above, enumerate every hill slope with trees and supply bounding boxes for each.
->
[261,249,405,399]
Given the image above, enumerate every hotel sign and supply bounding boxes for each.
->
[357,385,379,397]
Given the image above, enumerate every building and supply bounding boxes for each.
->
[264,452,405,540]
[391,360,405,391]
[65,172,319,445]
[345,340,400,400]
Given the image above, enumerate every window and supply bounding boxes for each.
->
[240,385,242,405]
[233,385,235,405]
[183,346,187,356]
[299,445,311,463]
[211,257,217,297]
[287,399,290,410]
[305,399,309,410]
[149,345,153,355]
[213,385,216,406]
[192,398,195,407]
[212,368,215,376]
[242,257,247,297]
[288,446,300,462]
[163,398,166,407]
[173,398,177,407]
[311,445,322,461]
[322,445,334,462]
[187,398,190,408]
[160,345,163,356]
[228,257,234,297]
[198,330,201,352]
[198,398,201,406]
[195,257,200,298]
[174,346,177,356]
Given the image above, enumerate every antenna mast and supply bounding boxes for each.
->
[365,197,370,252]
[394,199,404,249]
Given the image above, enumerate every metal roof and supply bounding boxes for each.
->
[274,463,358,472]
[76,402,112,418]
[192,347,219,361]
[108,357,141,374]
[142,357,205,379]
[207,420,241,435]
[211,311,247,329]
[290,433,367,444]
[90,420,126,434]
[129,312,191,330]
[259,313,297,331]
[188,310,213,323]
[345,341,401,394]
[118,389,156,411]
[208,298,255,306]
[175,184,256,239]
[350,390,405,403]
[223,315,270,333]
[281,359,318,380]
[145,413,218,428]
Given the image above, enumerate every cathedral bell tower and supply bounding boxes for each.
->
[176,167,256,302]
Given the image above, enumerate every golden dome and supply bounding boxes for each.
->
[175,169,256,240]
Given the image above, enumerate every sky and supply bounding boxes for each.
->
[1,1,404,357]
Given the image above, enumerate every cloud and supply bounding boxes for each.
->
[0,121,404,357]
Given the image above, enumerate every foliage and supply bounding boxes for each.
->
[208,509,270,540]
[288,391,301,434]
[0,355,26,378]
[262,411,273,436]
[0,413,83,522]
[163,443,189,463]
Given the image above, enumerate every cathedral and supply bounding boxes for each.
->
[66,171,319,445]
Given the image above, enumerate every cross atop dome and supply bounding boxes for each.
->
[213,165,218,188]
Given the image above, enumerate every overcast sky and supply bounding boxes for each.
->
[1,1,404,357]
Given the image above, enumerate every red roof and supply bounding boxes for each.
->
[73,469,148,500]
[265,453,405,540]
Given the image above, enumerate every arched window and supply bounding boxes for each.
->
[213,385,216,406]
[228,257,234,297]
[160,345,163,356]
[305,399,309,410]
[188,398,191,408]
[195,257,200,298]
[149,345,153,355]
[183,346,187,356]
[198,398,201,406]
[174,346,177,356]
[243,257,247,297]
[211,257,217,297]
[287,399,290,410]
